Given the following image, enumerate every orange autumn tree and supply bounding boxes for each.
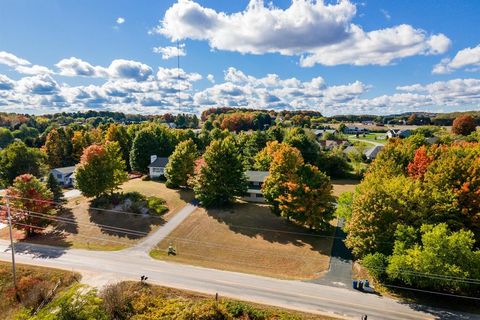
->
[452,115,477,136]
[1,174,55,237]
[262,143,334,229]
[75,142,127,198]
[407,145,434,180]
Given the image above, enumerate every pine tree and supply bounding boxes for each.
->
[47,172,65,203]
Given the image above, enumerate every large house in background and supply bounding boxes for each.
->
[148,155,169,179]
[50,166,76,187]
[343,126,370,135]
[243,170,269,203]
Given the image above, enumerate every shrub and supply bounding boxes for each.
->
[147,196,168,215]
[183,301,232,320]
[362,252,388,281]
[100,282,139,320]
[225,301,268,320]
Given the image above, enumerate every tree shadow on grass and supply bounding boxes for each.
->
[53,207,79,235]
[88,208,165,240]
[13,230,70,258]
[204,201,335,255]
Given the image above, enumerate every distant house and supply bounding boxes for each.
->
[362,121,375,125]
[148,155,169,179]
[343,145,361,156]
[313,128,338,138]
[318,139,350,150]
[243,170,269,203]
[50,166,76,187]
[364,145,384,161]
[387,129,412,139]
[343,126,369,135]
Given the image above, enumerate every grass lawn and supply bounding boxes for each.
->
[151,201,334,280]
[331,179,359,198]
[0,261,78,320]
[0,179,194,251]
[348,133,387,144]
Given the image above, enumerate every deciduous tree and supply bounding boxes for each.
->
[0,141,46,187]
[452,115,477,136]
[75,142,128,198]
[165,139,198,188]
[192,138,247,207]
[2,174,55,237]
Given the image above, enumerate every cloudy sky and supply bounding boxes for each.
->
[0,0,479,116]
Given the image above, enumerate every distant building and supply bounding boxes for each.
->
[243,170,269,203]
[343,126,369,134]
[50,166,76,187]
[148,155,169,179]
[387,129,412,139]
[313,128,338,138]
[364,145,384,161]
[318,139,350,150]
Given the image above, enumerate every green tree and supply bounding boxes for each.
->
[75,142,128,198]
[335,191,354,223]
[47,172,64,203]
[387,223,480,293]
[0,141,46,187]
[192,138,247,207]
[283,127,321,165]
[0,127,13,148]
[106,124,132,171]
[165,139,198,188]
[130,125,176,173]
[3,174,55,237]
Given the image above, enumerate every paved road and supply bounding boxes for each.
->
[124,203,198,255]
[312,218,353,289]
[1,241,477,320]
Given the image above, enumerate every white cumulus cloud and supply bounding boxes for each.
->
[153,43,186,59]
[155,0,450,67]
[0,51,52,75]
[433,43,480,74]
[116,17,125,24]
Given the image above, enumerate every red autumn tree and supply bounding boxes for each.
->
[1,174,55,237]
[452,115,477,136]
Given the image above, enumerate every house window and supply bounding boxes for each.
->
[152,167,164,174]
[255,193,264,198]
[57,174,62,179]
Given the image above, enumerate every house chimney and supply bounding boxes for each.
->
[150,155,157,163]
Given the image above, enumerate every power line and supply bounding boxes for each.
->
[11,210,480,286]
[382,284,480,301]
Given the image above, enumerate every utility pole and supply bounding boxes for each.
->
[5,196,17,289]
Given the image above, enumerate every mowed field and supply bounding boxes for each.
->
[331,179,358,198]
[151,202,335,280]
[0,179,194,251]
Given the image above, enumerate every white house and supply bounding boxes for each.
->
[50,166,76,187]
[387,129,412,139]
[148,155,169,179]
[343,126,369,135]
[243,170,269,203]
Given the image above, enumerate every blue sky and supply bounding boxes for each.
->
[0,0,480,115]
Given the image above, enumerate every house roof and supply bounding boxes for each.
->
[52,166,76,175]
[245,170,269,182]
[148,157,169,168]
[364,145,384,159]
[343,146,359,154]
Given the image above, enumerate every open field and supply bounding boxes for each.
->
[0,179,194,251]
[0,261,78,320]
[348,133,387,144]
[151,201,334,279]
[331,179,359,198]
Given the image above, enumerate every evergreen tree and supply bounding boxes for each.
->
[47,172,65,203]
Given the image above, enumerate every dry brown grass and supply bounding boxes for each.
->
[331,179,358,198]
[1,179,194,251]
[151,201,334,280]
